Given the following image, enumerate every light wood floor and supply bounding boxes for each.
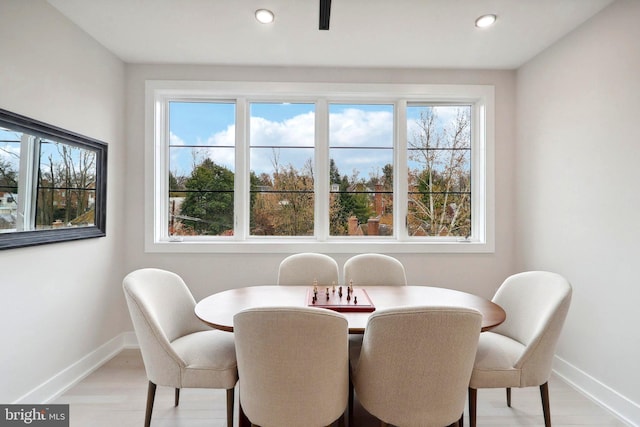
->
[54,349,628,427]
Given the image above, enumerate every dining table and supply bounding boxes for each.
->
[195,284,505,427]
[195,284,505,333]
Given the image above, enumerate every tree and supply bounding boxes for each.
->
[250,153,315,236]
[408,106,471,237]
[36,142,97,227]
[179,158,234,235]
[0,157,17,191]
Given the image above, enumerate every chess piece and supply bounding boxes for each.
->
[332,281,336,293]
[354,296,358,304]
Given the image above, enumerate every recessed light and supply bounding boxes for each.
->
[255,9,275,24]
[475,14,497,28]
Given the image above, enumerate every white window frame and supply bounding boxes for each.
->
[145,80,494,253]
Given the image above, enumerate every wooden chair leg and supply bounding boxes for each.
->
[540,382,551,427]
[468,387,477,427]
[226,388,235,427]
[175,387,180,406]
[144,381,157,427]
[348,378,354,427]
[506,387,511,407]
[239,399,251,427]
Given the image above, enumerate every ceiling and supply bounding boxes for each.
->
[47,0,613,70]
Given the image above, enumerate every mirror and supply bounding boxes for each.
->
[0,108,107,250]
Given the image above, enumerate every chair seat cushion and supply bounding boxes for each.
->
[171,330,238,389]
[469,332,525,389]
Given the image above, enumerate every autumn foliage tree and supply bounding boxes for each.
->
[251,159,314,236]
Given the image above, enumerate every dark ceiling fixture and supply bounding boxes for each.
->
[319,0,331,30]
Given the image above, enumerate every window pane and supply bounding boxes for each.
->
[169,101,235,236]
[407,105,471,237]
[250,102,315,236]
[329,104,394,237]
[0,126,20,232]
[36,139,97,230]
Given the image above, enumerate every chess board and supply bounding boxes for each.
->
[306,287,375,312]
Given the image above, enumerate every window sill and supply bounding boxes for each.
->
[144,238,494,254]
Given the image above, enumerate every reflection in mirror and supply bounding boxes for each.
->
[0,109,107,249]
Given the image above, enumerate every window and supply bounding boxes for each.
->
[168,101,235,236]
[250,102,315,236]
[406,104,472,238]
[329,103,394,237]
[0,108,107,250]
[146,81,493,253]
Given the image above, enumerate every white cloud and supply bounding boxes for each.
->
[330,108,393,147]
[205,124,235,147]
[250,112,315,147]
[170,108,397,179]
[169,131,186,146]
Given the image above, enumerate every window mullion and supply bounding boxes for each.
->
[315,98,329,241]
[16,134,39,231]
[236,97,248,240]
[395,100,408,240]
[153,96,170,241]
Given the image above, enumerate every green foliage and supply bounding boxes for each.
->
[180,159,234,235]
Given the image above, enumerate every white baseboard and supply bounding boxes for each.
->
[13,332,139,404]
[553,355,640,426]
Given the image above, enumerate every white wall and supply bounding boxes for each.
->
[124,65,517,302]
[0,1,127,403]
[516,0,640,423]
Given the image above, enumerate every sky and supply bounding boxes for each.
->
[0,128,93,173]
[168,101,470,180]
[1,103,471,189]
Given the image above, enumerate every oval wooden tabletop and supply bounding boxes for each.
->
[195,285,505,333]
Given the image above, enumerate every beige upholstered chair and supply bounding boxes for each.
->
[233,306,349,427]
[351,306,482,427]
[277,252,339,286]
[468,271,573,427]
[123,268,238,427]
[343,253,407,287]
[343,253,407,356]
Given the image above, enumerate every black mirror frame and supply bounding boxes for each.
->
[0,109,107,250]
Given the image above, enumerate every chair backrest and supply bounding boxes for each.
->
[343,253,407,286]
[123,268,208,386]
[234,307,349,427]
[277,253,339,286]
[353,306,482,427]
[490,271,572,386]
